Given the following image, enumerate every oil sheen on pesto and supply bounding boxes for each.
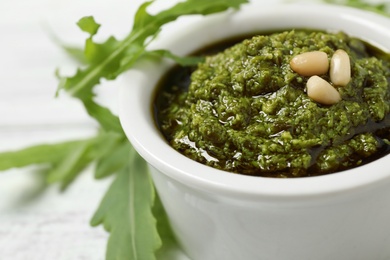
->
[155,30,390,178]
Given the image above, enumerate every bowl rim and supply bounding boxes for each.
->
[119,2,390,201]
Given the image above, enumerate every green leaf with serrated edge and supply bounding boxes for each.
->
[91,148,161,260]
[0,131,121,182]
[86,36,122,66]
[57,132,123,189]
[131,1,154,32]
[89,132,124,160]
[57,0,248,100]
[47,140,92,189]
[0,139,90,171]
[119,48,203,76]
[324,0,390,16]
[61,46,87,64]
[77,16,101,36]
[148,49,205,66]
[117,43,145,75]
[46,131,122,189]
[0,134,118,190]
[153,193,181,259]
[81,98,123,133]
[95,141,131,179]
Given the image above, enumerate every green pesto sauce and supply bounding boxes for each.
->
[154,30,390,178]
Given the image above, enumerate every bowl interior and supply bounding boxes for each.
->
[119,2,390,200]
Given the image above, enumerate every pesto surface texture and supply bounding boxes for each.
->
[155,30,390,178]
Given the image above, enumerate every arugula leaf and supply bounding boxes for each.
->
[324,0,390,16]
[148,49,205,66]
[95,141,131,179]
[77,16,101,36]
[46,140,93,188]
[0,140,89,171]
[81,98,123,134]
[91,148,161,260]
[57,0,248,100]
[47,131,124,190]
[57,45,87,65]
[0,131,123,190]
[153,193,180,259]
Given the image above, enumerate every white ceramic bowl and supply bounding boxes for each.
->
[119,2,390,260]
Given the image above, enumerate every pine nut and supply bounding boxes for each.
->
[330,49,351,86]
[306,76,341,105]
[290,51,329,76]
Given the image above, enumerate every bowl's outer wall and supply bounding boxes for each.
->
[151,166,390,260]
[120,3,390,260]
